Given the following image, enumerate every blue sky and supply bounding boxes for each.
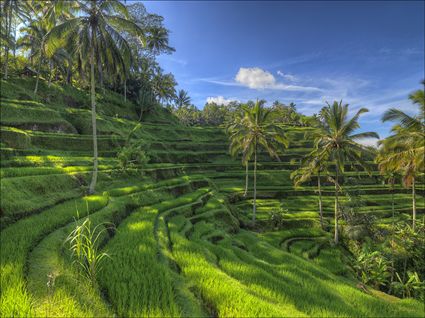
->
[143,1,424,142]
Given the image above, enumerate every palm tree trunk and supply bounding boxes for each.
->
[66,65,72,85]
[13,18,17,68]
[334,167,340,244]
[412,176,416,231]
[389,182,395,294]
[34,55,42,94]
[391,184,395,220]
[252,142,257,222]
[124,77,127,102]
[88,31,98,194]
[4,6,11,80]
[318,170,323,229]
[48,61,53,87]
[244,162,249,197]
[97,57,103,88]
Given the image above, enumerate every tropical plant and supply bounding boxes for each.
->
[175,89,191,108]
[45,0,144,194]
[312,101,379,243]
[228,100,289,222]
[1,0,32,79]
[65,217,111,287]
[378,82,425,230]
[117,124,150,171]
[227,109,252,197]
[291,150,328,229]
[392,271,424,300]
[353,249,391,289]
[268,207,288,230]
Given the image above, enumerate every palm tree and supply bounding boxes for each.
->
[146,27,174,56]
[19,20,49,94]
[291,150,328,229]
[227,109,252,197]
[152,72,177,104]
[230,100,289,222]
[1,0,31,79]
[313,101,379,244]
[175,89,191,108]
[378,83,425,230]
[45,0,144,194]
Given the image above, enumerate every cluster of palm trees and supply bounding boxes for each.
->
[1,1,179,193]
[292,101,379,244]
[376,82,425,231]
[291,83,424,243]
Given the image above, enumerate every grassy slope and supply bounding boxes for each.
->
[0,78,423,317]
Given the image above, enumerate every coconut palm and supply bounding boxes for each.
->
[45,0,144,194]
[230,100,289,222]
[313,101,379,244]
[151,72,177,104]
[175,89,191,108]
[19,20,49,94]
[1,0,31,79]
[378,83,425,230]
[291,150,328,229]
[227,109,252,197]
[146,27,174,56]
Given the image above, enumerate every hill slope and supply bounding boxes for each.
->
[0,78,423,317]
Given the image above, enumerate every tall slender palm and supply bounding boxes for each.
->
[378,83,425,230]
[313,101,379,244]
[45,0,144,194]
[19,20,49,94]
[228,110,252,197]
[291,150,328,229]
[1,0,31,79]
[230,100,289,222]
[175,89,191,108]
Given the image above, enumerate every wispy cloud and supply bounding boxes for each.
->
[159,55,188,66]
[206,96,239,105]
[228,67,321,92]
[196,67,321,92]
[277,70,297,82]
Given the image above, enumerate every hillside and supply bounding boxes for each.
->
[0,78,424,317]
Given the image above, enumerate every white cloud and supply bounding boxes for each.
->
[235,67,276,89]
[357,137,379,148]
[235,67,320,92]
[206,96,238,106]
[277,70,297,82]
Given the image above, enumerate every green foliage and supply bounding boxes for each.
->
[353,249,391,288]
[268,207,288,229]
[392,271,424,300]
[66,218,111,287]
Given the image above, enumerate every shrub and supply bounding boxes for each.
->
[353,249,391,289]
[65,218,111,287]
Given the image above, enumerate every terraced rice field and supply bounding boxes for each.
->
[1,79,424,317]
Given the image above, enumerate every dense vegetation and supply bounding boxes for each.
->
[1,1,424,317]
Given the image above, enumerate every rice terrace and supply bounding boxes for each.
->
[0,0,424,317]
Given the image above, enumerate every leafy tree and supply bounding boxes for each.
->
[313,101,379,244]
[229,100,289,222]
[45,0,144,194]
[203,102,228,126]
